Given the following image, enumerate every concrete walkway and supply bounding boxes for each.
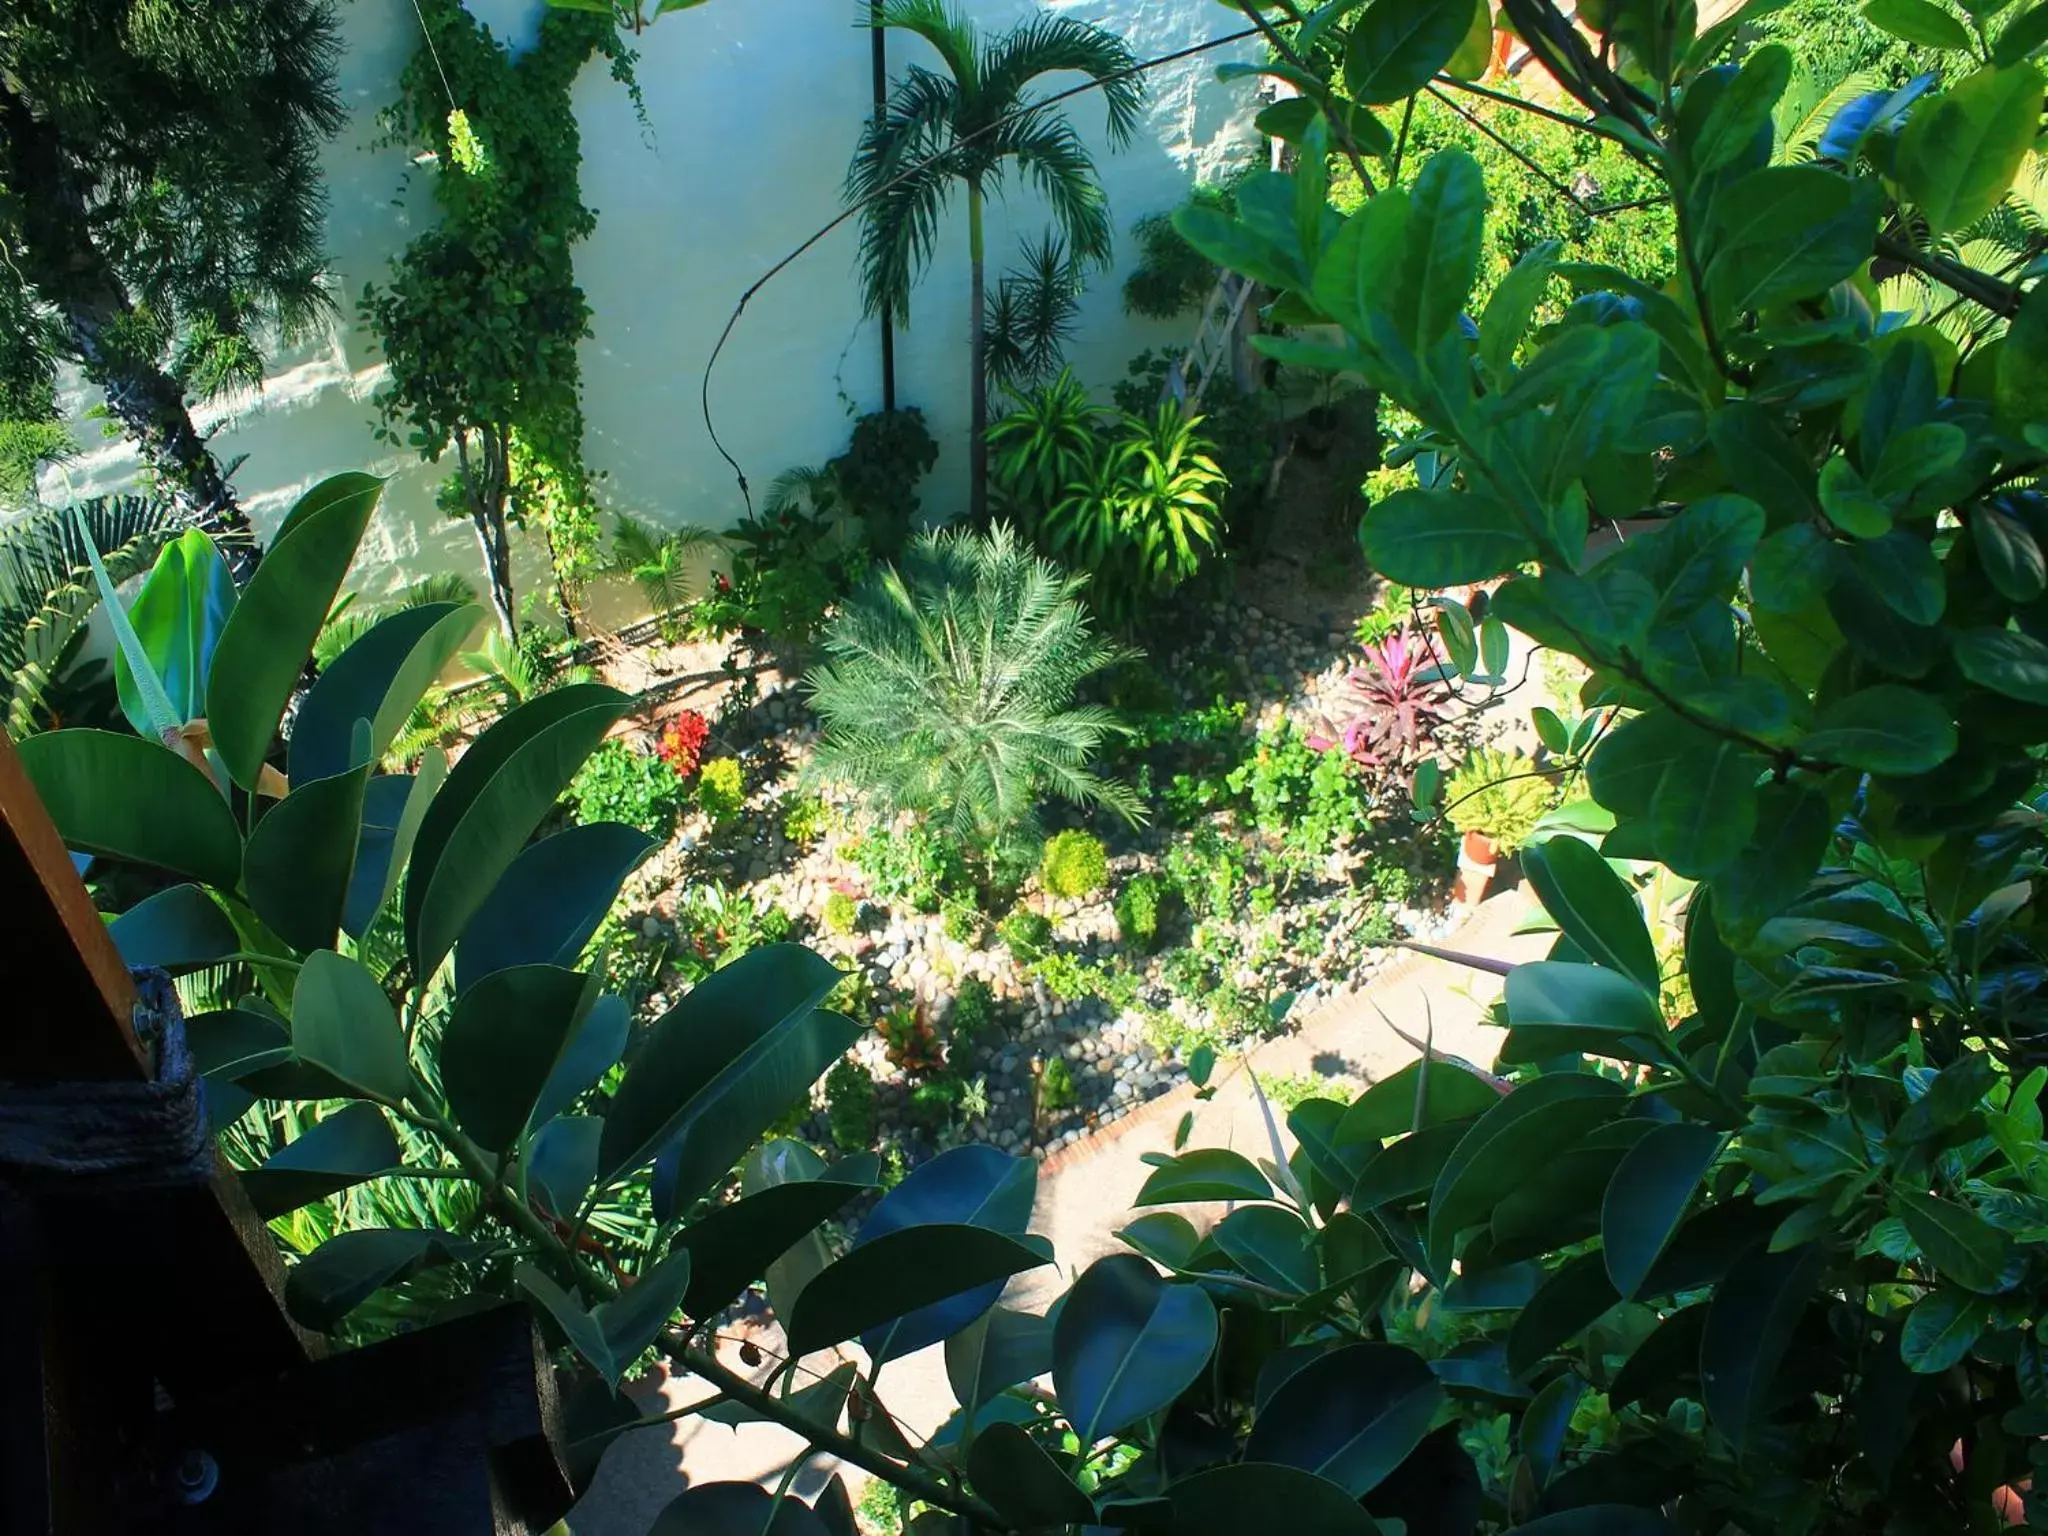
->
[567,887,1552,1533]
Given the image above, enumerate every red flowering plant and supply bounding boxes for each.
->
[1316,626,1451,789]
[656,709,710,780]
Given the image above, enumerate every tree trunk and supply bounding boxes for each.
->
[1,84,260,585]
[456,427,518,639]
[968,181,988,525]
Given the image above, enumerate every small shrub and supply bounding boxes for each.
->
[1040,1055,1079,1113]
[949,977,996,1047]
[781,794,831,847]
[1041,829,1108,899]
[857,1471,907,1535]
[997,907,1054,960]
[908,1075,966,1134]
[849,822,966,913]
[565,739,686,837]
[822,890,860,936]
[1253,1071,1330,1115]
[1114,873,1164,949]
[696,756,745,828]
[941,897,982,945]
[1444,746,1552,855]
[878,1003,945,1074]
[824,1059,877,1152]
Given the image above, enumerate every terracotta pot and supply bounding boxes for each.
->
[1455,830,1500,906]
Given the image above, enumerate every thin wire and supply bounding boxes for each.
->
[698,24,1264,516]
[408,0,460,116]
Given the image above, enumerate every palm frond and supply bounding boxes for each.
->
[871,0,981,98]
[848,67,963,322]
[979,14,1144,147]
[1775,67,1883,163]
[606,514,722,618]
[995,113,1115,269]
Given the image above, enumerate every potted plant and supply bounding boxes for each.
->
[1443,745,1552,904]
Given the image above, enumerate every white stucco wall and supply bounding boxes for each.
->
[49,0,1259,608]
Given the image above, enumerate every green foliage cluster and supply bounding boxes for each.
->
[781,794,832,847]
[1114,872,1166,949]
[822,889,861,936]
[848,821,968,914]
[695,756,744,829]
[1123,193,1233,320]
[565,739,686,838]
[1114,352,1280,539]
[989,372,1229,625]
[1040,829,1109,899]
[1039,1055,1079,1113]
[808,524,1143,857]
[692,490,871,647]
[1229,721,1373,865]
[823,1058,878,1153]
[1443,746,1552,854]
[949,977,997,1047]
[997,907,1054,961]
[764,409,939,565]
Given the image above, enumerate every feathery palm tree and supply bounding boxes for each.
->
[806,522,1143,856]
[847,2,1143,521]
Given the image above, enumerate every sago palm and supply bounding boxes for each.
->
[847,1,1143,520]
[806,522,1144,855]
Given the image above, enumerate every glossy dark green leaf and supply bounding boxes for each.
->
[1515,1508,1680,1534]
[440,964,593,1153]
[1710,781,1831,934]
[454,822,655,992]
[965,1421,1094,1528]
[1207,1204,1320,1294]
[855,1144,1038,1364]
[697,1362,858,1434]
[1344,0,1472,102]
[1391,149,1486,351]
[1428,1075,1630,1272]
[291,601,481,784]
[109,883,237,971]
[670,1154,879,1319]
[1521,836,1659,991]
[519,1248,694,1386]
[343,770,423,940]
[1602,1123,1722,1300]
[1521,1373,1586,1488]
[1703,168,1881,321]
[1491,1122,1656,1263]
[17,730,241,887]
[647,1481,830,1536]
[1698,1243,1823,1448]
[1799,685,1957,772]
[1054,1253,1218,1446]
[116,527,234,731]
[1970,504,2047,602]
[598,943,843,1186]
[1863,0,1974,47]
[786,1225,1052,1361]
[1338,1059,1505,1145]
[1996,0,2048,63]
[1688,42,1792,172]
[1711,402,1820,527]
[1359,488,1537,588]
[207,474,381,792]
[526,1115,602,1218]
[1953,627,2048,705]
[1585,709,1706,820]
[1749,524,1837,613]
[291,949,411,1104]
[1892,1188,2013,1293]
[1118,1210,1203,1269]
[1507,1252,1619,1378]
[946,1306,1055,1414]
[1897,62,2045,235]
[1843,532,1944,627]
[1135,1147,1274,1205]
[1352,1121,1473,1208]
[1502,961,1672,1067]
[404,681,632,979]
[1167,1462,1381,1535]
[1290,1097,1371,1192]
[285,1227,469,1331]
[1245,1341,1442,1497]
[1651,738,1762,879]
[530,992,630,1131]
[186,1006,295,1081]
[1899,1286,1990,1372]
[244,758,372,953]
[240,1102,399,1219]
[1610,1304,1708,1412]
[1479,239,1561,379]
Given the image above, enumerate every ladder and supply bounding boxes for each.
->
[1163,270,1257,410]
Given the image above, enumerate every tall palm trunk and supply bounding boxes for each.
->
[968,180,989,524]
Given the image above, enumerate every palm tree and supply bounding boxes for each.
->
[847,2,1143,522]
[806,522,1144,858]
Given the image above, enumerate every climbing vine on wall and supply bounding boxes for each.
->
[364,0,631,637]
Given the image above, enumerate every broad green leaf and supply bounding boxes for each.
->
[1952,627,2048,704]
[185,1006,295,1081]
[786,1225,1052,1360]
[647,1483,831,1536]
[1522,833,1659,990]
[1602,1124,1722,1300]
[1644,494,1766,621]
[1689,42,1793,172]
[343,760,444,940]
[1844,532,1944,626]
[1351,1121,1473,1209]
[1501,961,1671,1067]
[1969,503,2047,602]
[440,964,593,1153]
[1120,1210,1203,1269]
[290,601,482,784]
[1135,1147,1274,1204]
[530,992,630,1131]
[1610,1304,1708,1411]
[1428,1075,1630,1273]
[454,822,656,992]
[1343,0,1473,102]
[1515,1509,1681,1534]
[1899,1286,1990,1372]
[1651,739,1763,879]
[109,883,237,972]
[207,473,381,791]
[1166,1463,1382,1536]
[1703,168,1881,321]
[1053,1253,1219,1445]
[1445,0,1494,75]
[240,1102,399,1219]
[695,1361,857,1435]
[1311,190,1407,342]
[1359,488,1537,586]
[1586,708,1707,819]
[1392,149,1487,351]
[1862,0,1975,47]
[1206,1204,1320,1294]
[518,1248,695,1386]
[285,1227,469,1331]
[243,757,372,953]
[966,1421,1094,1529]
[854,1144,1038,1365]
[1996,0,2048,63]
[946,1306,1056,1415]
[1897,62,2046,235]
[669,1155,880,1320]
[1798,685,1957,772]
[1520,1373,1586,1488]
[1869,421,1966,501]
[1490,1122,1656,1263]
[1506,1251,1619,1377]
[17,730,241,887]
[403,681,631,980]
[1699,1243,1823,1448]
[1711,400,1820,526]
[116,528,235,732]
[1817,453,1891,538]
[1245,1341,1441,1497]
[527,1116,602,1217]
[1892,1188,2013,1292]
[291,949,412,1104]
